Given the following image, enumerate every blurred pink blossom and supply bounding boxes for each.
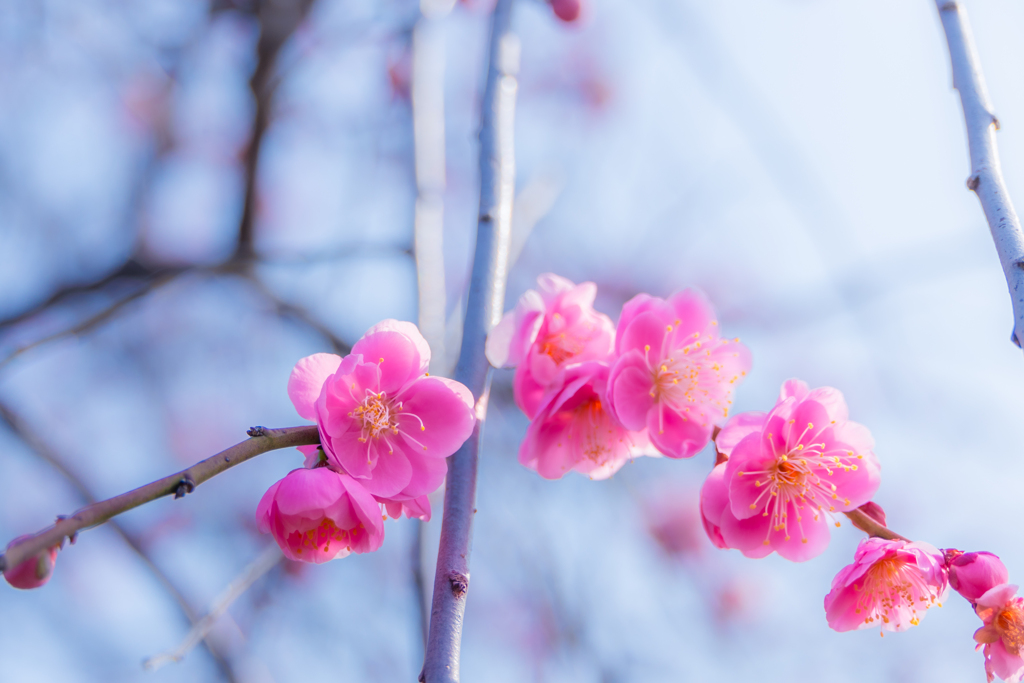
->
[486,274,614,419]
[702,379,880,561]
[647,493,705,559]
[3,536,58,590]
[974,584,1024,682]
[948,551,1010,604]
[288,319,476,499]
[824,537,947,634]
[550,0,583,23]
[256,468,384,563]
[518,361,649,480]
[607,289,750,459]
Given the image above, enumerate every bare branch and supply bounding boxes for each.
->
[842,508,908,542]
[0,425,319,574]
[422,1,518,680]
[935,0,1024,350]
[0,401,240,682]
[144,544,284,671]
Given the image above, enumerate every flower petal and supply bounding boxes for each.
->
[288,353,342,420]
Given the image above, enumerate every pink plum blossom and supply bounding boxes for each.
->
[376,493,432,522]
[974,584,1024,682]
[701,380,880,561]
[519,361,650,480]
[486,274,615,419]
[824,537,947,634]
[288,319,476,499]
[947,550,1010,604]
[607,289,751,459]
[256,467,384,563]
[3,536,58,590]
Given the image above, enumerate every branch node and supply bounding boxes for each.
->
[993,114,1001,131]
[967,174,980,191]
[0,555,7,572]
[174,474,197,499]
[939,1,958,11]
[247,426,267,437]
[448,571,468,599]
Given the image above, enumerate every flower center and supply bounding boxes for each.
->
[539,333,584,365]
[996,602,1024,655]
[291,518,361,556]
[348,388,428,460]
[572,398,613,463]
[850,556,942,631]
[737,420,864,545]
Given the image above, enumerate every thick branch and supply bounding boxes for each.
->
[422,1,518,681]
[935,0,1024,350]
[0,425,319,574]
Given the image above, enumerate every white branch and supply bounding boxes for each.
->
[144,545,283,671]
[935,0,1024,350]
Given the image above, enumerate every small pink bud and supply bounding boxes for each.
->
[857,501,887,527]
[3,536,58,590]
[948,551,1009,603]
[550,0,582,22]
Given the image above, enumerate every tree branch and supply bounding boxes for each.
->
[0,401,241,682]
[0,425,319,574]
[935,0,1024,350]
[841,508,908,542]
[422,1,518,680]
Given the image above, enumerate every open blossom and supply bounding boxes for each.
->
[3,536,58,590]
[288,319,476,499]
[700,379,880,561]
[519,361,650,480]
[824,537,947,634]
[947,550,1010,603]
[256,467,384,563]
[486,274,615,419]
[607,289,750,459]
[974,584,1024,683]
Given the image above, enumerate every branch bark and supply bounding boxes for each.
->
[421,1,518,680]
[935,0,1024,350]
[0,425,319,574]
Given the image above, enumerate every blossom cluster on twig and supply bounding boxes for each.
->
[487,272,1022,682]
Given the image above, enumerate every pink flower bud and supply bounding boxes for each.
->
[949,551,1009,603]
[550,0,582,22]
[3,536,58,590]
[256,468,385,563]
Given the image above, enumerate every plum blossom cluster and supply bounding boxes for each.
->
[257,319,475,563]
[489,273,1021,682]
[486,274,751,480]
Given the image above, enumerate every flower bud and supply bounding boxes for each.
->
[3,536,58,590]
[948,551,1009,603]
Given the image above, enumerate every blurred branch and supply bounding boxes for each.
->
[509,170,563,268]
[422,0,518,680]
[145,544,284,672]
[934,0,1024,351]
[0,402,240,683]
[0,425,319,575]
[235,0,317,261]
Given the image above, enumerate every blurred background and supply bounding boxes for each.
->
[2,0,1024,681]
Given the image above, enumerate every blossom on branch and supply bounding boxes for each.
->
[974,584,1024,683]
[700,379,880,561]
[947,550,1010,604]
[3,535,58,590]
[607,289,750,459]
[823,537,947,634]
[288,320,476,501]
[518,361,649,480]
[486,274,615,419]
[256,468,384,563]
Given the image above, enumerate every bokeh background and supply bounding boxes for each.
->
[2,0,1024,681]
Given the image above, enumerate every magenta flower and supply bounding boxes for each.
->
[376,493,432,522]
[974,584,1024,682]
[486,274,615,419]
[288,319,476,499]
[3,535,58,590]
[518,361,650,480]
[701,380,880,561]
[947,550,1010,604]
[607,289,751,459]
[824,537,947,634]
[256,467,384,563]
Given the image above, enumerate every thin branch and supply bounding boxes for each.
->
[842,508,908,542]
[0,425,319,574]
[0,401,240,683]
[422,1,518,681]
[935,0,1024,350]
[235,0,316,261]
[144,544,284,671]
